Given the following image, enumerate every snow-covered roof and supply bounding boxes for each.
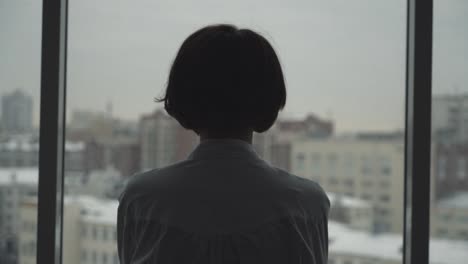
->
[70,195,119,225]
[329,221,468,264]
[0,136,84,152]
[327,192,370,208]
[22,195,118,225]
[0,168,38,185]
[437,192,468,209]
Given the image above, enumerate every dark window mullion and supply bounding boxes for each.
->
[37,0,68,263]
[403,0,433,263]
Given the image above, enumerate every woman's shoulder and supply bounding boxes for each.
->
[118,160,194,202]
[272,167,330,215]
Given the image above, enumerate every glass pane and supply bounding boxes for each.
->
[0,1,42,264]
[430,1,468,263]
[64,0,406,263]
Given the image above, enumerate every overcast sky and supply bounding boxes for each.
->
[1,0,467,132]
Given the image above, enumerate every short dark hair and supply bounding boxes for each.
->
[157,24,286,134]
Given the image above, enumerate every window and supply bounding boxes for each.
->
[362,181,373,187]
[102,227,108,241]
[296,153,306,171]
[381,167,392,176]
[380,195,390,202]
[438,156,447,180]
[81,250,87,262]
[102,252,108,264]
[457,158,466,180]
[28,0,464,263]
[93,226,98,241]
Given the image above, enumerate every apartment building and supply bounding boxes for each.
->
[431,192,468,240]
[432,93,468,143]
[139,109,197,171]
[291,137,405,233]
[327,193,373,232]
[19,195,119,264]
[0,168,37,264]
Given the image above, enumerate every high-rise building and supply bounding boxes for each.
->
[139,109,197,171]
[432,93,468,143]
[1,90,33,134]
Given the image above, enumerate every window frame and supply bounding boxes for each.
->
[36,0,434,263]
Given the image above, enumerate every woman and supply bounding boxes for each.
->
[117,24,330,264]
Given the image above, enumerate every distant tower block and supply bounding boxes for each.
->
[106,100,113,119]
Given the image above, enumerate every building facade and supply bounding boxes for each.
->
[291,137,405,233]
[432,93,468,143]
[1,89,33,134]
[139,110,197,171]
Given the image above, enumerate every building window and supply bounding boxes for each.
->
[344,179,354,187]
[362,180,373,187]
[103,227,108,241]
[380,195,390,202]
[361,166,372,175]
[438,156,447,180]
[81,225,87,239]
[81,250,87,262]
[457,157,466,179]
[296,153,305,171]
[102,252,108,264]
[381,166,392,176]
[93,226,98,241]
[311,153,321,171]
[437,228,448,236]
[329,177,339,185]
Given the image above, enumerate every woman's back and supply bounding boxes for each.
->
[118,139,330,263]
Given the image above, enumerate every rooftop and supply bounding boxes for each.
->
[0,168,38,186]
[329,221,468,264]
[327,192,370,208]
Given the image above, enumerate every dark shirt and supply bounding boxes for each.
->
[117,139,330,263]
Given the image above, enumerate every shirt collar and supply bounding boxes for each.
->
[187,138,261,161]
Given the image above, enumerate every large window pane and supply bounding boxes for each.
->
[0,1,42,264]
[430,1,468,263]
[64,1,407,263]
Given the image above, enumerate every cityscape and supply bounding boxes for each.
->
[0,89,467,264]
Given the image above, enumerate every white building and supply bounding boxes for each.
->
[291,137,405,233]
[432,93,468,143]
[19,195,119,264]
[327,192,373,232]
[431,192,468,240]
[0,168,37,264]
[329,221,468,264]
[1,89,33,134]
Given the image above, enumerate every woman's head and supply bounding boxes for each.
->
[157,24,286,135]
